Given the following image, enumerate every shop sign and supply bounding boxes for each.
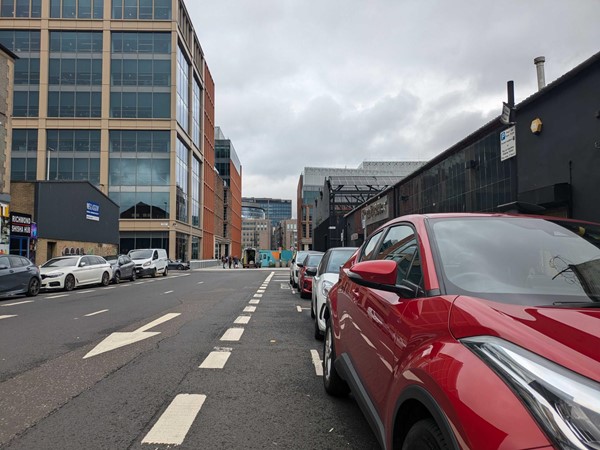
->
[10,212,32,236]
[361,198,389,227]
[86,201,100,221]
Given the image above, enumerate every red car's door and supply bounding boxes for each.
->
[347,224,424,414]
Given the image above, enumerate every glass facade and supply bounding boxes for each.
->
[192,78,201,147]
[0,0,41,17]
[176,46,189,131]
[48,31,102,118]
[46,129,100,183]
[191,155,200,227]
[395,133,515,215]
[109,130,170,219]
[111,0,171,20]
[50,0,103,18]
[176,137,188,223]
[119,231,168,255]
[0,30,40,117]
[110,32,171,118]
[11,129,37,180]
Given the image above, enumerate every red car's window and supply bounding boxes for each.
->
[359,230,383,261]
[375,224,423,289]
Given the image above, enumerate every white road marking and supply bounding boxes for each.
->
[197,282,204,284]
[296,306,302,313]
[142,394,206,445]
[104,286,116,290]
[280,283,290,290]
[46,294,69,299]
[84,309,109,317]
[257,289,265,293]
[199,351,231,369]
[311,350,323,376]
[134,282,146,285]
[77,290,95,294]
[253,293,263,298]
[234,316,250,324]
[243,306,256,313]
[164,290,174,294]
[1,300,34,307]
[84,313,181,359]
[220,328,244,341]
[0,315,17,320]
[249,299,260,305]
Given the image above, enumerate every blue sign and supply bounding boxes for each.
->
[86,201,100,221]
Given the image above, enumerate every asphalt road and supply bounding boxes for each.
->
[0,267,379,449]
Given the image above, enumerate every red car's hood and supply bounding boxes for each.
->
[449,296,600,382]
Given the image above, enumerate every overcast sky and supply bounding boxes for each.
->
[186,1,600,210]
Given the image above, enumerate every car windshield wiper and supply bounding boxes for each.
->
[551,301,600,308]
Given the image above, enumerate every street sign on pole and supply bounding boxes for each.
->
[500,102,513,125]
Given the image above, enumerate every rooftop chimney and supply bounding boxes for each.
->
[534,56,546,91]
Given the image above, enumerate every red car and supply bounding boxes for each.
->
[298,252,324,299]
[323,213,600,450]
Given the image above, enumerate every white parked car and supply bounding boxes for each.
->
[311,247,357,339]
[40,255,112,291]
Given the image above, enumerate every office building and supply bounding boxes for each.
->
[1,0,219,262]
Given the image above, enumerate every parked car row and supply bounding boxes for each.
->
[0,248,189,298]
[317,213,600,450]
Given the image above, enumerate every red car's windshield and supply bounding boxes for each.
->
[429,217,600,306]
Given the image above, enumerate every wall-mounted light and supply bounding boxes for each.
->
[530,118,543,135]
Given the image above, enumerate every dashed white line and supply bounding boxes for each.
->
[243,306,256,313]
[253,294,263,298]
[311,350,323,376]
[1,300,34,307]
[249,299,260,305]
[142,394,206,445]
[257,289,265,293]
[104,286,116,290]
[46,294,69,299]
[77,290,96,294]
[197,281,204,284]
[84,309,109,317]
[164,290,174,294]
[220,328,244,341]
[199,350,231,369]
[0,315,17,320]
[234,316,251,324]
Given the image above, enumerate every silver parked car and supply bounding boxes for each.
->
[40,255,112,291]
[0,255,41,298]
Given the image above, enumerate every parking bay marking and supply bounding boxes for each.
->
[297,306,310,313]
[0,315,17,320]
[311,350,323,376]
[199,350,231,369]
[1,300,34,307]
[220,328,244,341]
[142,394,206,445]
[83,312,181,359]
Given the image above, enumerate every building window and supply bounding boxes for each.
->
[109,130,170,219]
[111,0,171,20]
[49,0,102,18]
[191,156,200,227]
[0,30,39,117]
[11,129,38,181]
[176,46,189,132]
[0,0,41,17]
[192,78,201,147]
[111,32,171,119]
[48,31,102,118]
[176,137,189,223]
[45,130,101,183]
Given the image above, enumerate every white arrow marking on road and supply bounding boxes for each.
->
[142,394,206,445]
[83,313,181,359]
[311,350,323,376]
[0,315,17,320]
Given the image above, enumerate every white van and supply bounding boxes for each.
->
[128,248,168,278]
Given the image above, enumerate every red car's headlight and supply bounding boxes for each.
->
[462,336,600,450]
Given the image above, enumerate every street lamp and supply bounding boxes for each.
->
[46,147,55,181]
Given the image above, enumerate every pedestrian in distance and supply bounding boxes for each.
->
[228,255,233,269]
[233,256,239,268]
[221,255,227,268]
